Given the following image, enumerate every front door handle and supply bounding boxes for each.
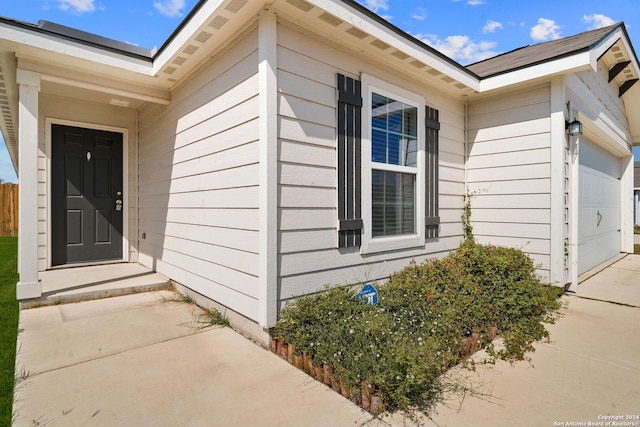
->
[116,199,123,211]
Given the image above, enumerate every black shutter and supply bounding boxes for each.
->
[425,106,440,239]
[337,73,363,248]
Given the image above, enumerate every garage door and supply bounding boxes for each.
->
[578,139,621,274]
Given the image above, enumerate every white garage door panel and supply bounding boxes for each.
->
[578,140,621,274]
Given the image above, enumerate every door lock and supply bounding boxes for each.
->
[116,199,123,211]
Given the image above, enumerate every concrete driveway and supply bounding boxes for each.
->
[383,255,640,426]
[13,255,640,426]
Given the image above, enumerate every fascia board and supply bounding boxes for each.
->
[152,0,225,74]
[588,27,640,76]
[307,0,480,91]
[616,32,640,78]
[0,22,153,76]
[16,56,170,104]
[589,27,623,69]
[41,74,171,105]
[478,52,592,92]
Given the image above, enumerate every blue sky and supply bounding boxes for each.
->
[1,0,639,182]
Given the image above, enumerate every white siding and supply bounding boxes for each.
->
[467,84,552,280]
[570,64,629,141]
[38,94,138,271]
[137,30,260,321]
[566,61,632,274]
[276,22,466,306]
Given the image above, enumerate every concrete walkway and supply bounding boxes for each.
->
[13,255,640,426]
[13,291,370,426]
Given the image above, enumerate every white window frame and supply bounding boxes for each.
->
[361,73,425,254]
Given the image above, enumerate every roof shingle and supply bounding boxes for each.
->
[467,24,621,78]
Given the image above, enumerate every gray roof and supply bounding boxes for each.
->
[0,16,154,59]
[467,24,622,78]
[0,5,633,83]
[37,20,154,58]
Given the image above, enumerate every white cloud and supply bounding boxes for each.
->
[153,0,187,18]
[483,20,503,34]
[583,14,616,30]
[361,0,389,14]
[412,7,427,21]
[530,18,561,42]
[416,33,499,64]
[56,0,95,14]
[467,0,484,5]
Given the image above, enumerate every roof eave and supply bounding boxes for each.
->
[151,0,481,92]
[478,51,592,92]
[0,18,155,76]
[328,0,480,90]
[336,0,480,82]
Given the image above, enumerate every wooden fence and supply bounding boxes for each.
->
[0,183,18,236]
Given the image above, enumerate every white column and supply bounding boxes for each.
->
[258,7,278,329]
[550,77,566,287]
[16,69,41,300]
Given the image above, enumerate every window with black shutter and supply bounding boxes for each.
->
[337,73,363,248]
[425,106,440,239]
[337,73,440,251]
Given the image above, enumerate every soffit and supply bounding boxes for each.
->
[152,0,264,85]
[268,0,479,96]
[151,0,480,96]
[598,33,640,143]
[0,52,18,171]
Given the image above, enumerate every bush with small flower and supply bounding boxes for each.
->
[273,239,562,413]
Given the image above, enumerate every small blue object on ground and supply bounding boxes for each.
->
[355,283,378,306]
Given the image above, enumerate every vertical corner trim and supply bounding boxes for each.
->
[258,8,278,329]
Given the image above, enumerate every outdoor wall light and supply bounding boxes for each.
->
[566,119,583,136]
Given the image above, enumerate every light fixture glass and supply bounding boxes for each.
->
[566,120,583,136]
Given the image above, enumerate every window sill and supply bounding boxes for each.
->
[360,233,425,254]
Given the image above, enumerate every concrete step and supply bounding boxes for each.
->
[21,263,171,309]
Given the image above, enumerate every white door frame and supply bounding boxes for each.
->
[45,118,129,269]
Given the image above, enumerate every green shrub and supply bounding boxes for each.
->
[273,240,561,412]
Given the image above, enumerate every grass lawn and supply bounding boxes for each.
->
[0,236,18,425]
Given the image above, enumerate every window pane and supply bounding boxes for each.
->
[371,129,387,163]
[372,170,415,237]
[371,92,417,167]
